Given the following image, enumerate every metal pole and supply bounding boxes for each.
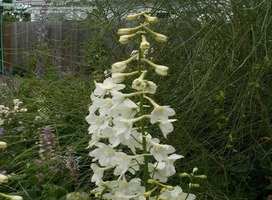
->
[0,4,4,74]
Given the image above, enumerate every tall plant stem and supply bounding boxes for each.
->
[137,42,150,194]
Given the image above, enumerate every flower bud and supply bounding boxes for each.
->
[140,35,150,51]
[154,65,169,76]
[111,73,126,83]
[189,183,200,188]
[154,33,168,42]
[132,78,146,91]
[119,34,136,44]
[143,14,158,23]
[8,196,23,200]
[112,71,138,83]
[111,55,137,73]
[179,172,190,178]
[126,13,140,21]
[0,141,7,149]
[193,167,198,173]
[111,61,127,73]
[147,179,158,184]
[144,191,152,197]
[195,175,207,179]
[164,185,174,190]
[0,173,8,183]
[117,28,134,35]
[147,16,158,23]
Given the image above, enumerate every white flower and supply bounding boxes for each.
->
[86,114,109,135]
[114,98,139,118]
[158,186,196,200]
[87,134,101,148]
[144,80,157,94]
[132,70,147,91]
[148,138,175,162]
[132,78,146,91]
[132,76,157,94]
[101,127,123,147]
[148,162,168,182]
[158,119,177,138]
[113,152,134,177]
[93,78,125,97]
[164,154,184,176]
[113,117,133,137]
[89,143,116,167]
[91,163,109,185]
[120,130,143,154]
[103,192,139,200]
[109,178,144,196]
[150,105,175,124]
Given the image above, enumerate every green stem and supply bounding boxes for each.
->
[137,37,150,194]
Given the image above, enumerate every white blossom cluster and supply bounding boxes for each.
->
[86,11,196,200]
[0,99,27,126]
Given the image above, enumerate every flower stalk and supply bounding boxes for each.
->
[86,11,197,199]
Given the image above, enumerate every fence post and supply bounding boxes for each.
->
[0,5,4,74]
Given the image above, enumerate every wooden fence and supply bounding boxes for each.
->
[3,21,93,74]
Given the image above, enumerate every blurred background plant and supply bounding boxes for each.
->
[0,0,271,199]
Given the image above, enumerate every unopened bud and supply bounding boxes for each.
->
[119,34,136,44]
[143,13,159,23]
[147,16,158,23]
[126,13,141,21]
[8,195,23,200]
[144,191,152,197]
[179,172,190,178]
[0,141,7,149]
[147,179,158,184]
[111,61,127,73]
[154,33,167,42]
[189,183,200,188]
[118,28,134,35]
[193,167,198,173]
[0,173,8,183]
[195,175,207,179]
[164,185,174,190]
[154,65,169,76]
